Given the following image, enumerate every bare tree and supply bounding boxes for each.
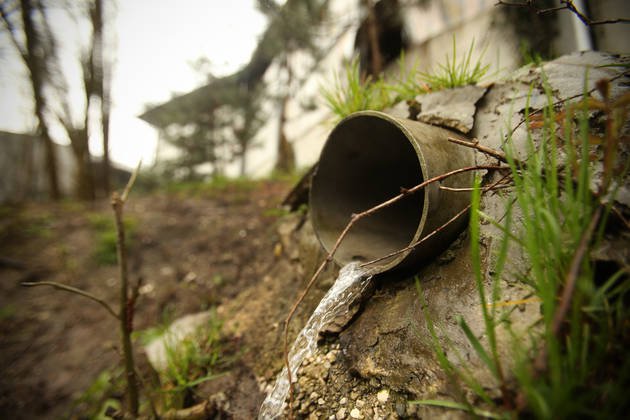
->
[0,0,61,199]
[1,0,113,200]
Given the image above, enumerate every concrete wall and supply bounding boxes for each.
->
[0,131,76,203]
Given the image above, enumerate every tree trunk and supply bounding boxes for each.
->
[364,0,383,77]
[274,58,296,174]
[239,145,247,177]
[70,129,96,200]
[94,0,111,195]
[20,0,61,199]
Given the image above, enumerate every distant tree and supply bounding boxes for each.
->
[256,0,330,174]
[1,0,60,199]
[228,86,266,177]
[0,0,114,200]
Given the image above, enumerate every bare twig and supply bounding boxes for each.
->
[282,164,508,414]
[112,162,141,417]
[21,280,119,319]
[360,204,472,268]
[448,137,512,165]
[495,0,630,25]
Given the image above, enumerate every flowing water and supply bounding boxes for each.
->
[258,262,372,419]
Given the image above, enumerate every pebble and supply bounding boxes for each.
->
[339,397,348,405]
[350,408,363,419]
[310,392,320,400]
[355,399,365,408]
[350,391,359,399]
[377,389,390,403]
[336,407,347,419]
[318,398,326,405]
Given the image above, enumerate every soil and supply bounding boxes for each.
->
[0,180,295,419]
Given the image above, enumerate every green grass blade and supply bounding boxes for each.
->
[411,399,503,419]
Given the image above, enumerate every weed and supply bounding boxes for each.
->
[145,309,228,410]
[419,37,489,91]
[386,52,431,102]
[88,213,137,266]
[68,368,124,419]
[21,212,53,238]
[0,304,16,321]
[320,56,392,123]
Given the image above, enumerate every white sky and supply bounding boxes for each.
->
[0,0,267,168]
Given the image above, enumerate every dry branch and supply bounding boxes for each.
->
[495,0,630,25]
[112,161,141,417]
[21,280,119,319]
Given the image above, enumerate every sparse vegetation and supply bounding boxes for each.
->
[321,37,490,122]
[320,56,392,123]
[418,37,489,91]
[88,213,137,266]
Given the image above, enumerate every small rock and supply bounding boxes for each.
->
[350,408,363,419]
[339,397,348,405]
[310,392,320,400]
[336,407,347,419]
[318,398,326,405]
[376,389,389,403]
[350,391,359,399]
[329,416,336,420]
[355,399,365,408]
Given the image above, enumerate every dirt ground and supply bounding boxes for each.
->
[0,180,295,419]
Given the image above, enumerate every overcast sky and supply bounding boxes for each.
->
[0,0,267,168]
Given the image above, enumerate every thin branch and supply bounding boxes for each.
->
[0,1,27,59]
[21,280,119,319]
[121,160,141,203]
[448,137,513,166]
[495,0,630,26]
[111,161,142,417]
[282,164,508,414]
[360,204,472,268]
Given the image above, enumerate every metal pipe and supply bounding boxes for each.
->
[310,111,474,274]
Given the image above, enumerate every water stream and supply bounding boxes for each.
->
[258,262,372,419]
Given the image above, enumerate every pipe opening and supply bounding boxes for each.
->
[311,114,425,268]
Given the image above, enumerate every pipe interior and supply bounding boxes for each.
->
[311,114,424,266]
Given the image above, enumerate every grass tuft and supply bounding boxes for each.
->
[320,56,392,123]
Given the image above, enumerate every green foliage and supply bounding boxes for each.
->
[88,213,137,266]
[386,52,430,102]
[414,80,630,418]
[21,212,53,239]
[320,37,489,122]
[320,56,392,123]
[419,37,489,91]
[164,176,258,199]
[519,40,543,67]
[0,304,16,321]
[157,309,227,410]
[69,368,124,420]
